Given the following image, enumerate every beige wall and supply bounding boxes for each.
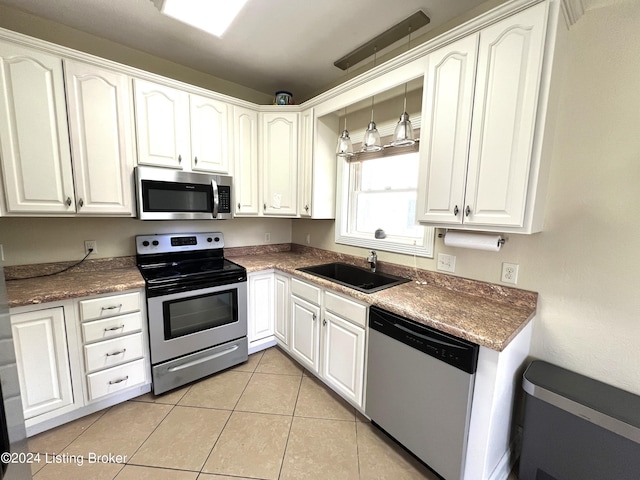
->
[0,217,292,265]
[0,4,272,104]
[294,0,640,395]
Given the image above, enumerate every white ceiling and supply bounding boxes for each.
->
[0,0,496,101]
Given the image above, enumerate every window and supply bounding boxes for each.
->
[336,146,434,257]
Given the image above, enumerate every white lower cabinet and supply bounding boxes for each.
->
[10,289,150,436]
[247,271,275,352]
[10,307,74,420]
[274,273,290,347]
[289,277,367,408]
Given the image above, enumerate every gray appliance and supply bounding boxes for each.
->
[366,306,479,480]
[519,360,640,480]
[0,263,32,479]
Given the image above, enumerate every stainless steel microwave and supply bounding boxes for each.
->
[135,166,233,220]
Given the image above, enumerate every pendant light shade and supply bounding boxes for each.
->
[336,127,354,157]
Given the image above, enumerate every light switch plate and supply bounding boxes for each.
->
[437,253,456,273]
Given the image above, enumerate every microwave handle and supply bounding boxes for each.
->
[211,179,219,218]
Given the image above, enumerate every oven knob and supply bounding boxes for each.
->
[142,240,149,247]
[152,240,159,246]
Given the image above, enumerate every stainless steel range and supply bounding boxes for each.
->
[136,232,248,395]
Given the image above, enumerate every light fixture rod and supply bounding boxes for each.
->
[334,11,430,70]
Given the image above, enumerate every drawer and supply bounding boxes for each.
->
[79,292,141,322]
[86,358,147,401]
[84,332,145,373]
[82,312,143,343]
[291,278,322,305]
[324,291,368,328]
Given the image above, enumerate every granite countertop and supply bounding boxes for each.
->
[5,257,144,308]
[5,245,537,352]
[226,245,537,352]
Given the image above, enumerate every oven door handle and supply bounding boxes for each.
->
[167,344,239,372]
[211,179,219,218]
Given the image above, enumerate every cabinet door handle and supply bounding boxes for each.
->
[453,205,459,216]
[78,198,84,208]
[105,348,126,357]
[237,203,241,210]
[322,319,327,326]
[104,325,125,332]
[305,204,309,212]
[108,376,129,385]
[178,154,182,164]
[194,156,198,164]
[101,304,123,311]
[263,203,267,210]
[465,205,471,217]
[66,197,72,207]
[312,313,316,322]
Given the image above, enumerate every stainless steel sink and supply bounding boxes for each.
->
[297,262,410,293]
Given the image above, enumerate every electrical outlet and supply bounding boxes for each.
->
[437,253,456,273]
[501,262,519,284]
[264,232,271,243]
[306,233,311,245]
[0,244,4,262]
[84,240,97,255]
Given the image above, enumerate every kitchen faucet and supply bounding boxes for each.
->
[367,250,377,273]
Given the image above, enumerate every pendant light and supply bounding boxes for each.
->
[361,47,382,152]
[336,64,354,157]
[391,26,416,147]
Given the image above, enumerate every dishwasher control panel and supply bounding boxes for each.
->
[369,306,479,374]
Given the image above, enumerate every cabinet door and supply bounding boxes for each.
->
[232,106,260,216]
[11,307,74,420]
[248,272,274,344]
[321,311,365,407]
[290,295,320,373]
[64,60,136,215]
[0,43,75,213]
[417,34,478,225]
[274,273,290,347]
[298,108,313,218]
[261,111,299,216]
[465,2,547,227]
[190,94,229,173]
[133,79,190,169]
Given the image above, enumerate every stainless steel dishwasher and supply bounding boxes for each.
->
[366,306,479,480]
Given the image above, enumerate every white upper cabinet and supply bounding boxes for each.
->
[133,78,190,169]
[417,1,555,233]
[0,42,75,213]
[64,60,136,215]
[417,34,478,225]
[232,105,261,216]
[189,94,229,173]
[133,79,231,174]
[260,111,299,217]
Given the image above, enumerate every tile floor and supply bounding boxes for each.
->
[27,346,519,480]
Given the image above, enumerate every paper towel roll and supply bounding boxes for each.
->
[443,231,504,252]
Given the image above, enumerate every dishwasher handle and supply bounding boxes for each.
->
[369,306,479,374]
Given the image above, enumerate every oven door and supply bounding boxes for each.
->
[147,281,247,365]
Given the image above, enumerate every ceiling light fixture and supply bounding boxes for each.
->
[152,0,249,38]
[391,26,416,147]
[361,47,382,153]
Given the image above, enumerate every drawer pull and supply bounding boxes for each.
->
[104,325,125,332]
[101,304,123,311]
[108,376,129,385]
[105,349,127,357]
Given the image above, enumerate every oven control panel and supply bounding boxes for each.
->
[136,232,224,254]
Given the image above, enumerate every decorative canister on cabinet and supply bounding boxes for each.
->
[274,91,294,105]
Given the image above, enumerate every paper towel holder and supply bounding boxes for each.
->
[437,229,506,247]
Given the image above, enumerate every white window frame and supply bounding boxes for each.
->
[335,144,434,258]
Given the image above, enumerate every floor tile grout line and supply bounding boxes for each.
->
[276,372,303,480]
